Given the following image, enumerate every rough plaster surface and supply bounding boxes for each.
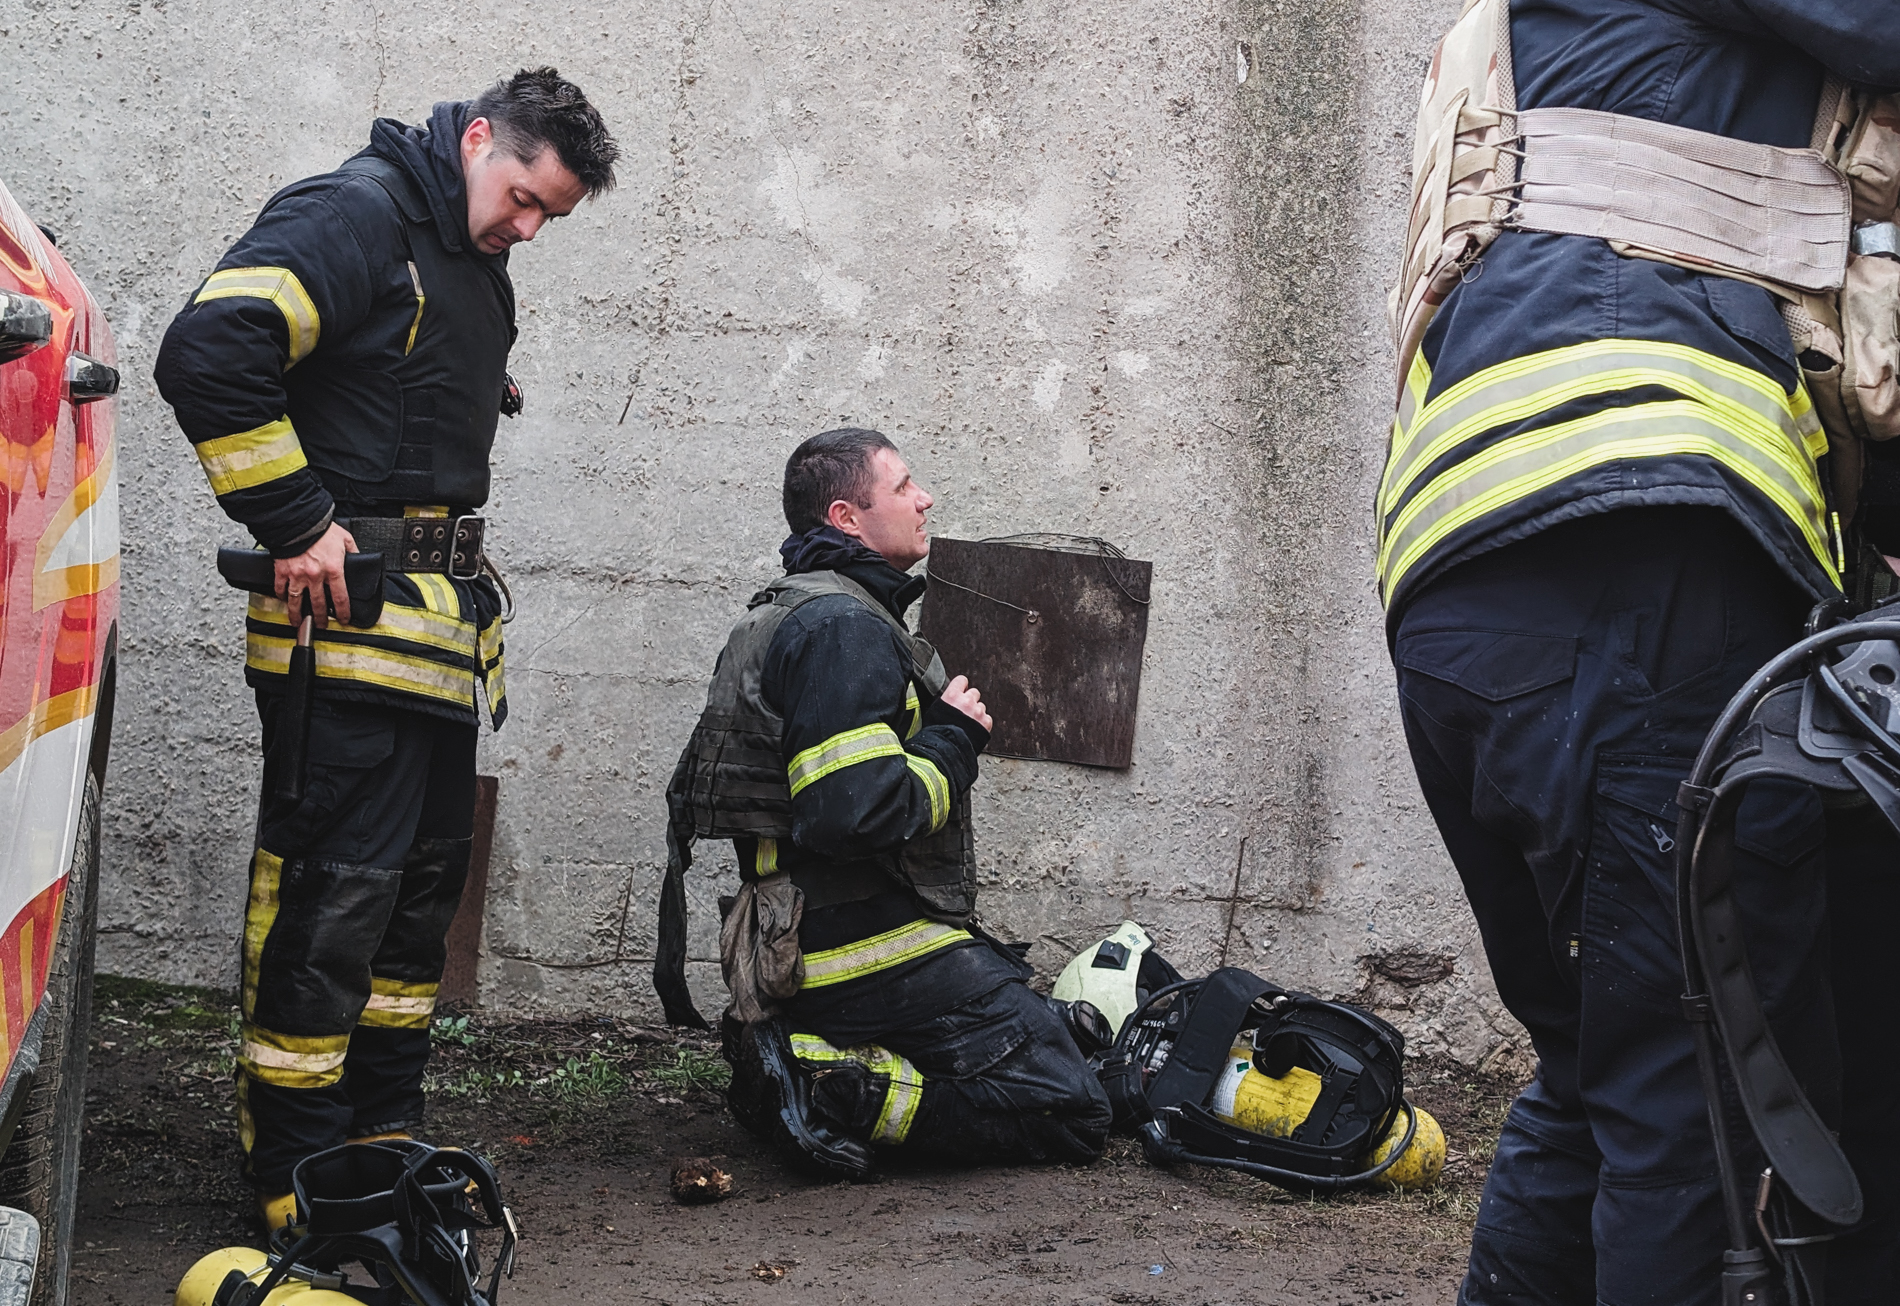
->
[1,0,1523,1062]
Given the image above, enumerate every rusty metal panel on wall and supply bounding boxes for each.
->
[918,536,1151,768]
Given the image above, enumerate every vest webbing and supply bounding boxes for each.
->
[652,571,976,1028]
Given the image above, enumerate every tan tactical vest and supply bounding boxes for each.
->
[1392,0,1900,522]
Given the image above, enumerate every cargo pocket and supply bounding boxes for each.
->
[1398,629,1579,701]
[911,991,1035,1081]
[1584,757,1691,1010]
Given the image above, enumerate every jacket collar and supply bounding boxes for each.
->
[362,100,488,259]
[780,525,925,620]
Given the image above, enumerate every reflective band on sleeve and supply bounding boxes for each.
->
[799,919,973,989]
[1378,399,1836,601]
[195,416,308,497]
[196,266,322,365]
[787,1035,927,1144]
[238,1026,349,1089]
[787,723,906,797]
[905,754,950,833]
[1380,339,1825,521]
[361,978,439,1030]
[904,687,921,740]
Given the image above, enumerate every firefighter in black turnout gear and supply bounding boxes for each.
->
[154,69,619,1228]
[658,429,1112,1177]
[1383,1,1900,1300]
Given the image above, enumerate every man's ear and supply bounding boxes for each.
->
[826,499,862,537]
[462,116,492,156]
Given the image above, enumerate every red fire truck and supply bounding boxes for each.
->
[0,173,120,1305]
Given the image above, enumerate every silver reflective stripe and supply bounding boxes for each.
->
[1512,106,1851,293]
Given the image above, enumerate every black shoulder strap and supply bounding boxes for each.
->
[1147,968,1275,1112]
[766,573,947,694]
[654,748,710,1029]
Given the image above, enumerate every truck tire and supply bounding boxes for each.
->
[0,774,100,1306]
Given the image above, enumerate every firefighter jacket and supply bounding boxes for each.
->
[667,528,1005,1033]
[155,101,510,727]
[1377,0,1900,619]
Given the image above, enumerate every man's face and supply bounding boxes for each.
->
[460,117,588,255]
[830,448,935,570]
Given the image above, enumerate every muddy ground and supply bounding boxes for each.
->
[75,977,1526,1304]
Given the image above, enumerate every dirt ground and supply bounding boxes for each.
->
[74,977,1525,1304]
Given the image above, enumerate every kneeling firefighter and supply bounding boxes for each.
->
[1385,0,1900,1300]
[653,427,1113,1177]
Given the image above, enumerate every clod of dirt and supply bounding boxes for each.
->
[751,1261,793,1281]
[670,1157,733,1204]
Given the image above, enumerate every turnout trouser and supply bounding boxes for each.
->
[792,975,1112,1164]
[239,693,476,1193]
[1393,508,1900,1305]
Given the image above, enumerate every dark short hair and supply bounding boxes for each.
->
[471,67,618,198]
[783,428,898,533]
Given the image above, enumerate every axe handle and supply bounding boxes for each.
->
[274,614,315,804]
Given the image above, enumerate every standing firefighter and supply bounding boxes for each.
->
[155,69,618,1229]
[1385,1,1899,1302]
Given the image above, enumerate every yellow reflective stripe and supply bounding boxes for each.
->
[1380,339,1820,519]
[786,1036,926,1144]
[755,837,779,876]
[247,633,476,704]
[799,919,973,989]
[1394,347,1430,446]
[904,687,921,740]
[1379,400,1837,602]
[196,266,321,365]
[787,723,905,797]
[361,978,439,1029]
[404,261,425,356]
[874,1056,925,1144]
[238,1027,349,1088]
[241,848,284,1019]
[906,754,950,833]
[196,416,308,496]
[249,590,476,658]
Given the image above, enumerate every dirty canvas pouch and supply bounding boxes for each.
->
[719,874,805,1026]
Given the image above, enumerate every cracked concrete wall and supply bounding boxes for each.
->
[2,0,1524,1062]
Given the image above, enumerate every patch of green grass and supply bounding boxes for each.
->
[96,974,236,1028]
[648,1047,731,1094]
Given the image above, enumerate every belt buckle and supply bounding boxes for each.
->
[450,515,486,580]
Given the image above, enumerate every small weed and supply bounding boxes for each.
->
[433,1015,476,1047]
[543,1052,627,1101]
[649,1047,731,1094]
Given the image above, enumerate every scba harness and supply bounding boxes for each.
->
[1676,602,1900,1305]
[179,1141,517,1306]
[1095,967,1426,1193]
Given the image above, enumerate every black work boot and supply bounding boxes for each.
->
[1046,998,1115,1057]
[735,1019,873,1180]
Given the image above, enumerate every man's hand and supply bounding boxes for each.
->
[275,521,358,628]
[941,674,993,732]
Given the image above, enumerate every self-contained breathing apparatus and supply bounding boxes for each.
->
[174,1141,517,1306]
[1059,926,1445,1195]
[1674,601,1900,1306]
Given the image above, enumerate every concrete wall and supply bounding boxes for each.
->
[1,0,1525,1062]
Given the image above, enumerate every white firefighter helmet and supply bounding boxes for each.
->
[1052,920,1157,1040]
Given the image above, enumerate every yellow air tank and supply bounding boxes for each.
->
[1208,1041,1446,1190]
[175,1247,362,1306]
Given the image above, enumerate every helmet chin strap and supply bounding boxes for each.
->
[1676,608,1900,1305]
